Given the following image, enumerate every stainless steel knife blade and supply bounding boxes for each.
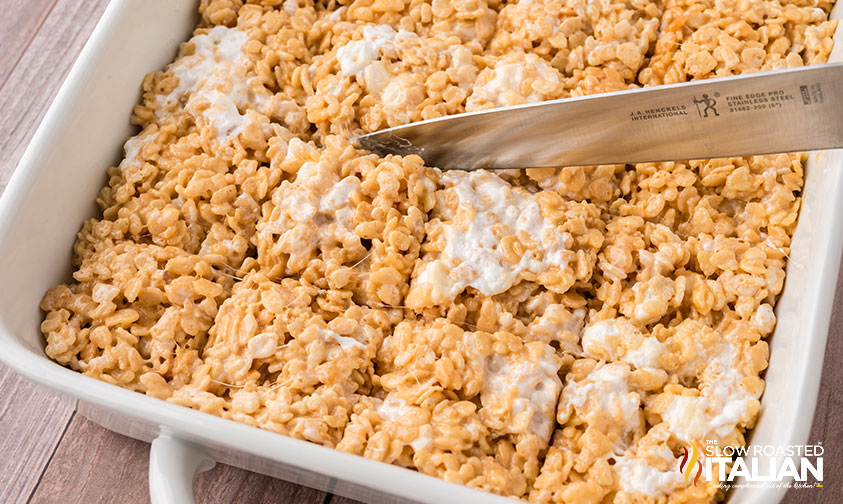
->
[352,64,843,170]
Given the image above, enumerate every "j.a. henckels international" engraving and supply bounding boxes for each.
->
[629,104,689,121]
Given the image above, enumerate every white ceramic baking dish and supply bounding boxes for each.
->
[1,1,842,503]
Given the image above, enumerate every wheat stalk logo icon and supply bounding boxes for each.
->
[679,442,704,485]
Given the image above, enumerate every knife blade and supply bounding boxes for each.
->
[353,63,843,170]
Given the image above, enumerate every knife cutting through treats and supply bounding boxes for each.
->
[356,64,843,170]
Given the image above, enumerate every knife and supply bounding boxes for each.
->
[353,63,843,170]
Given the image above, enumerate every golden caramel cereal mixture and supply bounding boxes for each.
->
[41,0,836,501]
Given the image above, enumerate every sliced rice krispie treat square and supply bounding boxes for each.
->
[533,313,767,502]
[93,121,298,271]
[490,0,662,92]
[640,0,837,85]
[594,154,799,331]
[336,0,499,45]
[580,318,764,500]
[465,49,569,110]
[338,317,563,497]
[253,135,434,308]
[642,318,768,447]
[40,242,232,393]
[405,169,604,311]
[529,360,693,504]
[304,21,482,135]
[166,270,388,447]
[97,26,317,271]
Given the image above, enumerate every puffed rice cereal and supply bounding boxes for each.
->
[40,0,836,502]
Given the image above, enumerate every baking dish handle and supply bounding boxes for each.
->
[149,434,216,504]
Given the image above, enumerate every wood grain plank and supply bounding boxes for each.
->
[0,1,109,503]
[194,456,327,504]
[28,416,328,504]
[329,495,363,504]
[0,0,110,195]
[784,395,840,503]
[0,0,57,87]
[0,368,75,504]
[28,415,151,504]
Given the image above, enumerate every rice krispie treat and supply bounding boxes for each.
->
[339,317,563,497]
[41,242,232,391]
[406,169,603,311]
[305,23,482,135]
[491,0,662,91]
[253,134,433,307]
[639,0,837,85]
[40,0,837,502]
[167,271,388,447]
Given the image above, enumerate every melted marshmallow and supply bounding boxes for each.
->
[581,318,667,369]
[624,337,666,369]
[377,395,414,422]
[247,332,278,359]
[118,129,157,172]
[613,456,684,497]
[257,153,362,256]
[480,349,562,443]
[336,25,416,89]
[468,54,560,107]
[157,26,286,143]
[319,328,366,351]
[663,343,759,442]
[558,363,641,443]
[527,305,585,353]
[409,170,570,305]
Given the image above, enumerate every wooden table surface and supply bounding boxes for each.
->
[0,1,839,503]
